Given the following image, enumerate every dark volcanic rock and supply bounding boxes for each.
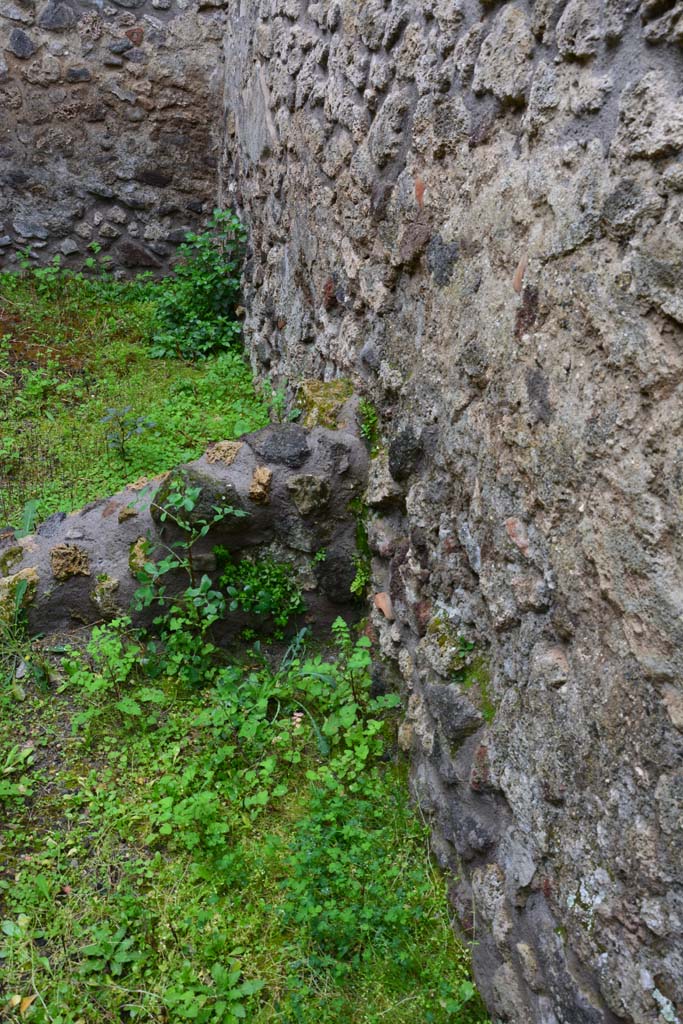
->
[7,27,36,57]
[388,427,423,482]
[251,424,311,468]
[117,240,162,269]
[37,1,77,32]
[5,425,368,639]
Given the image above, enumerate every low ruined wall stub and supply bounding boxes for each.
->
[220,2,683,1022]
[0,0,225,272]
[0,424,368,635]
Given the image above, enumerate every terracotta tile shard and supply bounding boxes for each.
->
[505,517,530,557]
[50,544,91,581]
[249,465,273,504]
[513,253,528,293]
[206,440,243,466]
[374,591,395,621]
[415,175,425,210]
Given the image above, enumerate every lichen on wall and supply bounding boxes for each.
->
[220,2,683,1022]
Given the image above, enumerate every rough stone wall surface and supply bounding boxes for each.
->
[0,0,224,271]
[220,3,683,1023]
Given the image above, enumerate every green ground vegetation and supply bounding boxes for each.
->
[358,400,379,456]
[0,213,267,528]
[0,611,489,1024]
[215,547,306,639]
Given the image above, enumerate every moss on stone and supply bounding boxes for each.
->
[427,616,451,647]
[0,545,23,576]
[459,655,496,723]
[298,379,354,429]
[0,567,39,623]
[426,616,476,672]
[90,574,121,620]
[424,616,496,722]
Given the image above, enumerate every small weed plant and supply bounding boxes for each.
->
[349,497,372,599]
[135,478,248,607]
[149,209,246,360]
[359,398,380,455]
[259,379,302,424]
[101,405,156,464]
[0,582,48,808]
[215,546,306,638]
[131,480,248,690]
